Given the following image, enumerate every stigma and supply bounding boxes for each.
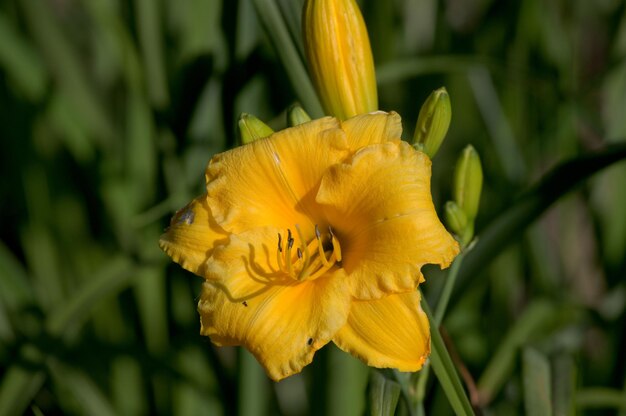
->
[276,224,342,281]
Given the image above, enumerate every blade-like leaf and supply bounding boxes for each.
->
[252,0,324,117]
[453,143,626,302]
[523,348,553,416]
[421,298,475,416]
[369,370,401,416]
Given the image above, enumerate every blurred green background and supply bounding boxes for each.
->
[1,0,626,414]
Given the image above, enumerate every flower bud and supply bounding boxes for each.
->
[453,145,483,221]
[444,201,467,237]
[238,113,274,144]
[287,105,312,127]
[412,87,451,158]
[303,0,377,120]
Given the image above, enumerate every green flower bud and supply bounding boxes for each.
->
[238,113,274,144]
[444,201,468,237]
[287,105,312,127]
[412,87,451,158]
[453,145,483,221]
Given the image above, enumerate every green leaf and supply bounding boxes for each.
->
[326,346,368,416]
[576,388,626,411]
[0,256,136,415]
[522,348,553,416]
[0,241,35,312]
[0,366,46,416]
[0,11,47,101]
[20,0,117,145]
[368,370,401,416]
[453,143,626,302]
[376,55,492,85]
[477,300,555,403]
[49,362,117,416]
[552,354,576,416]
[238,349,269,416]
[421,298,475,416]
[46,256,135,336]
[252,0,324,118]
[134,0,169,108]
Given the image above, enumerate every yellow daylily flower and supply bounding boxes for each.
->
[160,112,459,381]
[303,0,378,120]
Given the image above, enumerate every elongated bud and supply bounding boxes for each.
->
[412,87,451,158]
[303,0,378,120]
[238,113,274,144]
[453,145,483,221]
[444,201,467,237]
[287,105,312,126]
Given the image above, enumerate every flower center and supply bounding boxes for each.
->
[276,224,342,281]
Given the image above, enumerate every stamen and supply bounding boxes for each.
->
[307,253,338,281]
[329,226,342,262]
[275,224,343,281]
[285,229,294,275]
[316,225,331,268]
[295,224,312,280]
[276,233,285,271]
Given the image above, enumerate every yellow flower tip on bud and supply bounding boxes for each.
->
[444,201,467,237]
[412,87,452,159]
[238,113,274,144]
[303,0,378,120]
[287,105,312,127]
[453,145,483,222]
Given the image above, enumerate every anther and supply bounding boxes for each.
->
[287,229,294,249]
[297,248,303,259]
[277,233,283,252]
[315,224,321,240]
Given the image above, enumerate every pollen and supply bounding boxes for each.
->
[276,224,342,281]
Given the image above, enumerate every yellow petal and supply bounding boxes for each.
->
[204,227,290,301]
[159,194,229,277]
[206,117,349,234]
[316,141,459,299]
[333,291,430,371]
[341,111,402,150]
[198,270,351,381]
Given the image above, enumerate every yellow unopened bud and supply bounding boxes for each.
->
[454,145,483,221]
[444,201,468,237]
[287,105,312,126]
[303,0,378,120]
[413,87,451,158]
[238,113,274,144]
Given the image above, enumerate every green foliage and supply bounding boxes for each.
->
[1,0,626,415]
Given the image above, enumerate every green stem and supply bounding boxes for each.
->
[433,253,465,326]
[414,253,465,410]
[420,296,475,416]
